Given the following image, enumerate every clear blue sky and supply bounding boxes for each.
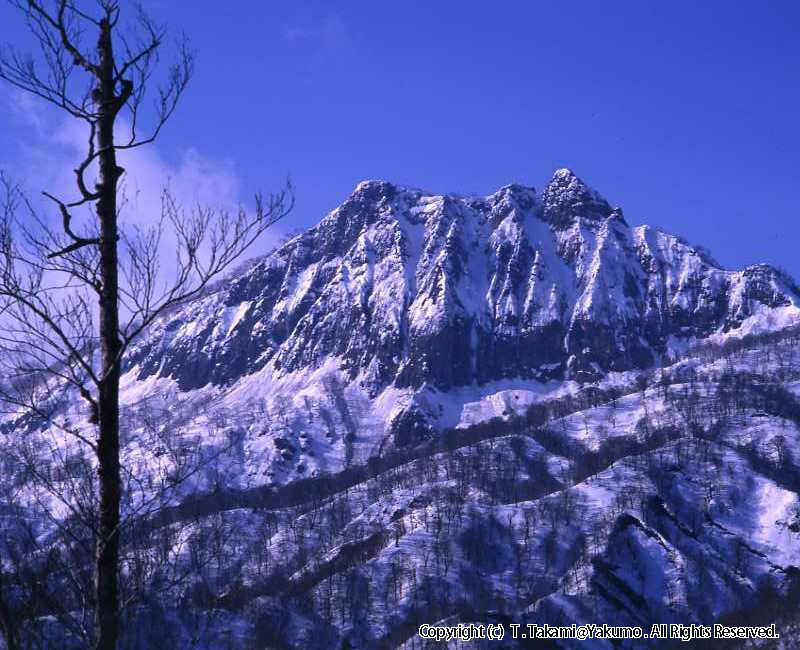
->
[1,1,799,277]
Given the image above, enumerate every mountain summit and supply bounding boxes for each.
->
[541,167,619,227]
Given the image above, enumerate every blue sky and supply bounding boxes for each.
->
[1,0,799,277]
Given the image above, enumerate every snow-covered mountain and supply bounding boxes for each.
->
[5,170,800,649]
[120,169,800,479]
[129,168,799,392]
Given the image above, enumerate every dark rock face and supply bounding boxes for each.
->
[126,171,800,393]
[542,167,618,227]
[389,405,433,447]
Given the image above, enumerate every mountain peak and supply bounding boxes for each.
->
[541,167,613,227]
[552,166,578,181]
[350,179,398,200]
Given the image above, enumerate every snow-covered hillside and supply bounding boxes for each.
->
[3,170,800,649]
[117,169,800,484]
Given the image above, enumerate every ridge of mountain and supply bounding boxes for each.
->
[127,169,800,395]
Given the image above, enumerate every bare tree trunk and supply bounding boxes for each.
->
[0,578,18,650]
[0,4,289,646]
[95,17,123,650]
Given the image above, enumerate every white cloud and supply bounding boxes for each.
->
[1,90,283,281]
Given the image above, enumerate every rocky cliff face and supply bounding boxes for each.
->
[127,169,800,391]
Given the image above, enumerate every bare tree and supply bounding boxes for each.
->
[0,2,291,648]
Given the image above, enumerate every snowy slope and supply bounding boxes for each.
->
[115,169,800,483]
[3,170,800,649]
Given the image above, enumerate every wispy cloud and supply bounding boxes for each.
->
[1,90,283,276]
[281,13,353,84]
[282,14,350,46]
